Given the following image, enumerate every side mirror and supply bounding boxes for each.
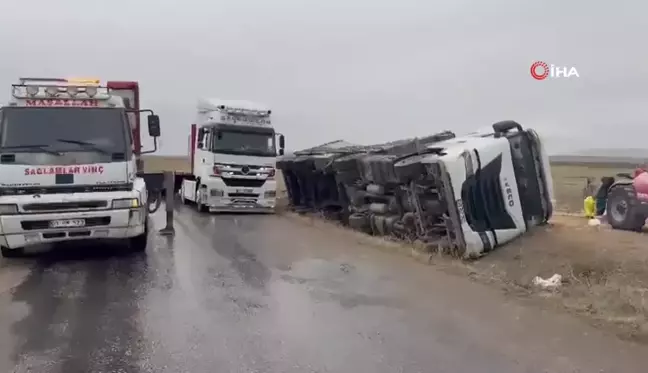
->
[147,115,161,137]
[279,134,285,149]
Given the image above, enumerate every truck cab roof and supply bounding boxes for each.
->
[197,98,271,113]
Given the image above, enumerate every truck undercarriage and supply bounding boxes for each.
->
[276,131,471,254]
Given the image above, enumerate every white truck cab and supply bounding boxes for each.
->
[393,120,554,258]
[0,77,161,257]
[180,98,285,213]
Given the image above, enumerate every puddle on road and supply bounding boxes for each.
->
[277,258,405,310]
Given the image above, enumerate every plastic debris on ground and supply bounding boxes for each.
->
[532,274,563,290]
[588,218,601,227]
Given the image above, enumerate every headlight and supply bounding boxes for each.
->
[112,198,140,209]
[0,204,18,214]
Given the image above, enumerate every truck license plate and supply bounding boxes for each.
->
[235,188,253,193]
[49,219,85,228]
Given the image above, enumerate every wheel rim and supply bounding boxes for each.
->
[610,198,628,222]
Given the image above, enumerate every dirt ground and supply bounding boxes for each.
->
[469,216,648,343]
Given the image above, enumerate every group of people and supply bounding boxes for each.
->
[583,176,615,219]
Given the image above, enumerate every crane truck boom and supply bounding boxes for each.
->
[180,98,285,213]
[0,77,161,258]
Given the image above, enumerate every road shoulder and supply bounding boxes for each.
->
[281,211,648,344]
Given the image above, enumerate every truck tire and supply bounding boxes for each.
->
[196,185,209,213]
[129,220,149,253]
[606,184,646,231]
[1,246,24,258]
[348,213,370,232]
[180,184,190,205]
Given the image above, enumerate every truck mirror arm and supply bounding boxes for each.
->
[126,109,154,115]
[140,137,158,155]
[127,109,160,154]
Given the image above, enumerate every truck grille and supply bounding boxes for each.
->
[21,216,111,230]
[22,201,108,212]
[221,178,266,188]
[228,193,259,198]
[0,184,132,196]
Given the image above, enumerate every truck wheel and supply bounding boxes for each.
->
[606,184,646,231]
[180,184,190,205]
[1,246,24,258]
[129,219,149,252]
[196,186,209,213]
[348,213,370,232]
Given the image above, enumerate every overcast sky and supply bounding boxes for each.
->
[0,0,645,155]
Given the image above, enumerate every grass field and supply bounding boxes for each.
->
[141,155,191,174]
[550,163,636,213]
[142,155,639,214]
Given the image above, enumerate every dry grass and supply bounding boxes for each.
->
[551,163,635,213]
[141,155,191,174]
[468,217,648,342]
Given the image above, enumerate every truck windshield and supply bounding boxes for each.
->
[0,107,128,154]
[211,130,276,157]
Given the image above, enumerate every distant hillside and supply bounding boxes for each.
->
[568,148,648,158]
[550,148,648,167]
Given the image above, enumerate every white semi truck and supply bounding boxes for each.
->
[0,77,161,257]
[180,99,285,213]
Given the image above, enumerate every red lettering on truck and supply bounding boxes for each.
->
[25,99,99,107]
[24,165,104,175]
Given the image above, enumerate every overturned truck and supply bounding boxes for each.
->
[276,121,554,258]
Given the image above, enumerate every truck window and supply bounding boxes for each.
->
[0,107,128,155]
[461,154,516,232]
[202,129,211,149]
[210,129,276,157]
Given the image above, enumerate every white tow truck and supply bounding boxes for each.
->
[0,77,161,257]
[180,99,285,212]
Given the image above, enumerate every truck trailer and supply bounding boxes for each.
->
[0,77,162,257]
[180,99,285,213]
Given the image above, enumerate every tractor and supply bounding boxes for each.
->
[604,168,648,231]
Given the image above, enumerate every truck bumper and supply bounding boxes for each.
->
[206,197,276,213]
[202,177,278,213]
[0,208,146,250]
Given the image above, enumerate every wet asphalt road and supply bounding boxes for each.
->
[1,205,647,373]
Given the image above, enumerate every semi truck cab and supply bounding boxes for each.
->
[395,120,553,257]
[181,99,285,213]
